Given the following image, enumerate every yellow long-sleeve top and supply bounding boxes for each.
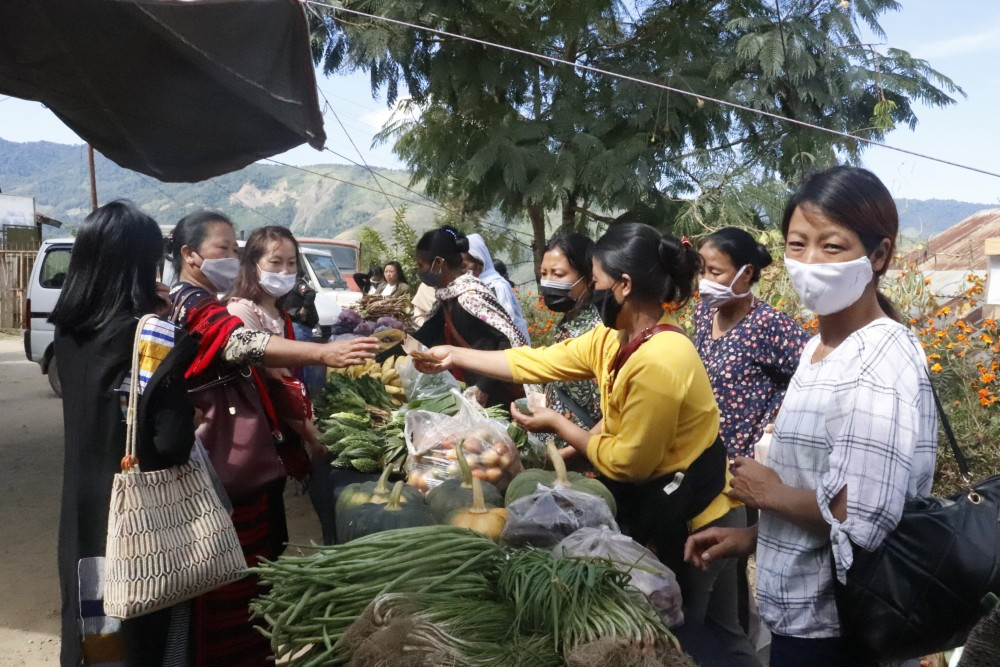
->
[505,312,735,530]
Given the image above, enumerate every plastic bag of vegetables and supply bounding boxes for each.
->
[501,485,618,548]
[397,354,462,403]
[553,526,684,628]
[405,390,523,494]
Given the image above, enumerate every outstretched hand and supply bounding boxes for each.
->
[319,337,379,368]
[411,345,456,374]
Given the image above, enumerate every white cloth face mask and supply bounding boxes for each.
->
[198,257,240,293]
[259,270,297,298]
[784,254,874,316]
[698,265,752,310]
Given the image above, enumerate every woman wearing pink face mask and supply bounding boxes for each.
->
[685,167,937,666]
[695,228,809,462]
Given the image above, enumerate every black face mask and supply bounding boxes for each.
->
[539,277,583,313]
[593,282,623,329]
[418,259,443,288]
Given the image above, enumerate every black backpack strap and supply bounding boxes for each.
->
[927,377,970,477]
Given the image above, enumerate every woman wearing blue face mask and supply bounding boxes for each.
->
[415,222,759,666]
[537,232,603,467]
[685,167,937,667]
[695,228,809,461]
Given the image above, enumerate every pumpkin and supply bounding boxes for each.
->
[426,442,503,522]
[504,442,617,515]
[337,481,436,543]
[446,477,507,540]
[335,466,421,519]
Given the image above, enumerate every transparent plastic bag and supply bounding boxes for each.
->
[553,526,684,627]
[397,355,462,403]
[405,390,522,493]
[501,485,618,548]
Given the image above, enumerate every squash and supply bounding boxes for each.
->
[446,477,507,540]
[504,442,617,516]
[426,441,503,521]
[335,466,421,519]
[337,481,436,543]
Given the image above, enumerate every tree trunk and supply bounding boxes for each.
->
[561,197,576,230]
[527,204,547,281]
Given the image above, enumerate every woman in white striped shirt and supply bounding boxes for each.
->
[684,166,937,666]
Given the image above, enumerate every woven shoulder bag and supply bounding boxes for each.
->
[104,315,247,620]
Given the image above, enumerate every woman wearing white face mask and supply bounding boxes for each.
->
[167,215,378,664]
[695,228,809,462]
[685,167,937,667]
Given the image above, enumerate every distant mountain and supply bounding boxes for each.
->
[1,138,992,245]
[0,138,440,239]
[895,198,995,239]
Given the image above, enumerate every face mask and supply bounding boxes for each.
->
[419,259,443,288]
[698,265,751,310]
[784,255,874,316]
[540,277,583,313]
[259,270,297,298]
[197,256,240,293]
[593,282,623,329]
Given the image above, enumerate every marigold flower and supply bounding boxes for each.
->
[930,363,943,373]
[982,334,995,345]
[927,353,941,361]
[981,373,996,384]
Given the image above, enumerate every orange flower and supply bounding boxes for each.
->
[926,353,941,361]
[924,278,932,285]
[979,388,990,399]
[946,343,955,350]
[982,334,995,345]
[908,318,917,325]
[935,306,951,317]
[930,363,942,373]
[980,373,996,384]
[957,334,968,343]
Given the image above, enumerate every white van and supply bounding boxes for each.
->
[24,239,360,396]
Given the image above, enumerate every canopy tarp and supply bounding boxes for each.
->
[0,0,326,182]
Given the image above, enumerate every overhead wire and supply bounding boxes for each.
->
[304,0,1000,181]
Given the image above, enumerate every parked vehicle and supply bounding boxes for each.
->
[23,238,72,396]
[297,238,362,291]
[24,239,359,396]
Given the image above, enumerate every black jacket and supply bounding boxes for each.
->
[55,316,196,666]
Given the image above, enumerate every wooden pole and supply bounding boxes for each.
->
[87,144,98,212]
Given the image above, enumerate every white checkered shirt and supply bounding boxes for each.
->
[756,319,937,638]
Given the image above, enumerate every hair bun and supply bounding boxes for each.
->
[756,243,774,269]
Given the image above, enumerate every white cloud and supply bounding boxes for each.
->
[359,98,420,130]
[918,25,1000,59]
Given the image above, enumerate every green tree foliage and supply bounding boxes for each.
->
[309,0,961,270]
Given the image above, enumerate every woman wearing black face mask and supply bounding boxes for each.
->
[415,223,758,665]
[412,226,529,407]
[538,233,603,468]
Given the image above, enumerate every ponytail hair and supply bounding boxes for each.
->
[415,226,469,268]
[594,223,701,306]
[700,227,773,284]
[782,166,900,321]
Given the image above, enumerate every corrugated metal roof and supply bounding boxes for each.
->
[901,209,1000,271]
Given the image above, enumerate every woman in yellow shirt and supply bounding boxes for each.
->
[418,222,758,665]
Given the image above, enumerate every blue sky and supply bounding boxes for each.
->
[1,0,997,205]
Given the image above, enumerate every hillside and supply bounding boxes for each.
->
[0,138,441,239]
[0,138,992,246]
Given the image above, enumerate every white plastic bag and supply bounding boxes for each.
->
[553,526,684,627]
[501,485,618,548]
[397,355,462,403]
[405,390,522,493]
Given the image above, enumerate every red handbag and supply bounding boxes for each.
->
[267,375,312,421]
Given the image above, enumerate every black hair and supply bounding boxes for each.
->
[781,166,899,321]
[593,223,701,305]
[168,209,234,275]
[231,225,299,303]
[415,226,469,268]
[49,200,162,336]
[700,227,772,284]
[383,260,408,285]
[544,232,595,281]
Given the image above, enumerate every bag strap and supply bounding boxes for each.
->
[443,302,472,349]
[927,378,970,478]
[123,314,155,473]
[551,385,597,429]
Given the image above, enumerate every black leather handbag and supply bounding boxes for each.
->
[833,386,1000,660]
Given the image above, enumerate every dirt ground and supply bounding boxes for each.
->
[0,336,323,666]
